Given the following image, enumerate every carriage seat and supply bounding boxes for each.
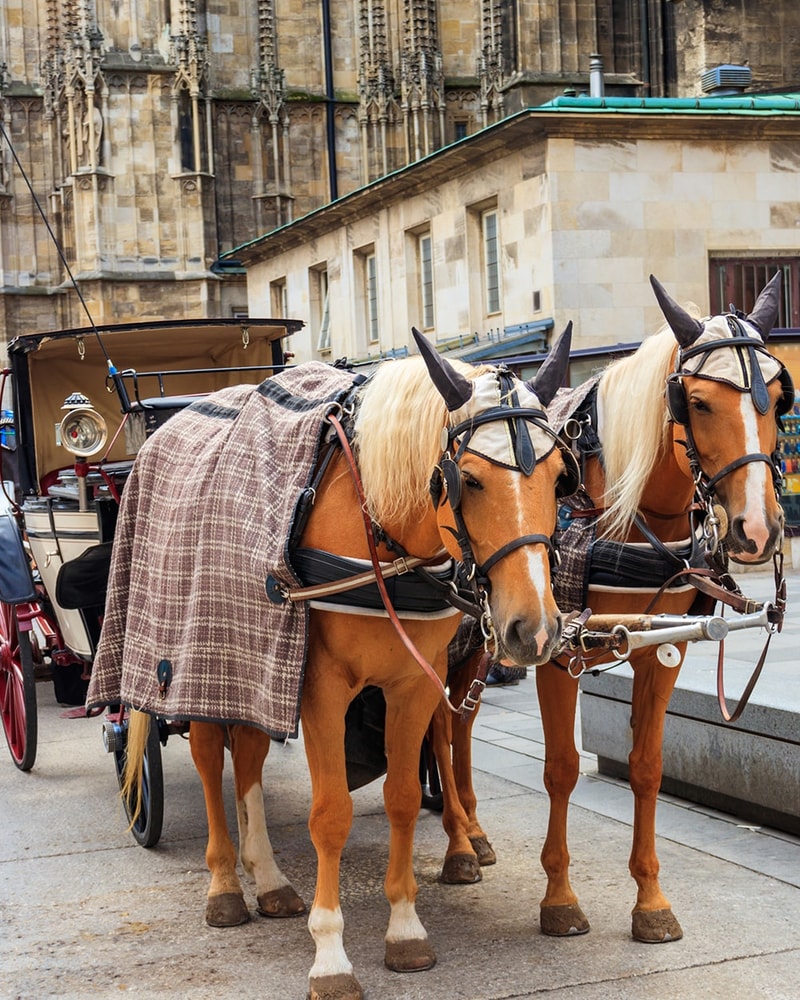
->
[133,395,205,436]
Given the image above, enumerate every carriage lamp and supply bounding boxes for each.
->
[58,392,108,458]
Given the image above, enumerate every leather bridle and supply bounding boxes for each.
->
[666,320,792,523]
[433,405,568,601]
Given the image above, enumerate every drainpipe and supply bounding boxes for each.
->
[321,0,338,202]
[589,54,604,98]
[639,0,651,95]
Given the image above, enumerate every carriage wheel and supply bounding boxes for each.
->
[104,714,164,848]
[0,602,38,771]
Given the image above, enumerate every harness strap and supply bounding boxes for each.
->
[479,533,555,576]
[326,412,464,715]
[284,552,448,603]
[716,552,786,721]
[704,452,775,492]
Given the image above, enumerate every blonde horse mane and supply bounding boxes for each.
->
[598,325,677,539]
[354,355,488,528]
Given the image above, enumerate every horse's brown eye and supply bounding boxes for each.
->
[464,473,483,491]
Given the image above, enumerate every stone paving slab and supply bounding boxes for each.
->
[1,680,799,999]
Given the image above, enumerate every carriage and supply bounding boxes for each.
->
[0,316,301,844]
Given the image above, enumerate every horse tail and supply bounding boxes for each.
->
[121,709,150,826]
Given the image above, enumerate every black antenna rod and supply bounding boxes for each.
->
[0,118,131,409]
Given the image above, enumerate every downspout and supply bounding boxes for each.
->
[321,0,338,202]
[639,0,651,96]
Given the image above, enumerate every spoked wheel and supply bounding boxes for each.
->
[103,713,164,848]
[0,602,37,771]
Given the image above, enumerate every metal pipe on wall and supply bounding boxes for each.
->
[321,0,338,202]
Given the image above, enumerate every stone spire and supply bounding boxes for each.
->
[357,0,399,181]
[251,0,290,227]
[400,0,444,161]
[478,0,505,126]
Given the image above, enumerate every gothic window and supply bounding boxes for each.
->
[179,89,194,171]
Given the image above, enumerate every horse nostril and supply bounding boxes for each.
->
[729,515,758,554]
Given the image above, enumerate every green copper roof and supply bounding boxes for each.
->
[539,94,800,114]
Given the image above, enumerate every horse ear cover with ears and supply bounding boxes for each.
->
[747,271,782,339]
[649,274,705,349]
[412,326,473,411]
[525,321,573,407]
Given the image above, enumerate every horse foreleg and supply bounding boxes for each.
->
[627,651,684,943]
[449,658,495,867]
[535,662,590,936]
[301,670,361,1000]
[382,682,439,973]
[428,698,482,885]
[189,721,249,927]
[228,725,305,919]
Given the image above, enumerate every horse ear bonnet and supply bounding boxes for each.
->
[655,273,793,425]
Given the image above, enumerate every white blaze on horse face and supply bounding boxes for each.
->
[738,393,771,556]
[509,472,553,659]
[308,906,353,979]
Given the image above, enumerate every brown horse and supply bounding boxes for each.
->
[119,326,577,1000]
[432,274,791,941]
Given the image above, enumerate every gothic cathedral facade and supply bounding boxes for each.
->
[0,1,798,344]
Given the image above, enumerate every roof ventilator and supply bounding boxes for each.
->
[700,64,752,96]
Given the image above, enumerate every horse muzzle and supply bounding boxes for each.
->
[725,509,785,564]
[496,609,563,666]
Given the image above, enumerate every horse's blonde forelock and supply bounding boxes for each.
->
[598,325,676,538]
[354,355,486,528]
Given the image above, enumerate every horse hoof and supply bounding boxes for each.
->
[632,908,683,943]
[205,892,250,927]
[470,834,497,866]
[257,885,306,918]
[440,852,481,884]
[307,972,363,1000]
[384,937,437,972]
[540,903,590,937]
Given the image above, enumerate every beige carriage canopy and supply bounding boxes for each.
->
[8,318,302,491]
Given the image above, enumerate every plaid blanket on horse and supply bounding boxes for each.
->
[86,364,358,740]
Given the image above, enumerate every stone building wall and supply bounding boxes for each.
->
[239,108,800,364]
[0,0,796,357]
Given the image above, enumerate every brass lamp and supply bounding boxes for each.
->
[59,392,108,458]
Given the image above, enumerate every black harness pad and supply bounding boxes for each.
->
[292,547,456,613]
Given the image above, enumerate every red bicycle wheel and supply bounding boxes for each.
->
[0,602,37,770]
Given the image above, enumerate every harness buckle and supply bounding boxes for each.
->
[460,678,486,714]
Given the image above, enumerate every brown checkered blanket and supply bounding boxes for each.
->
[86,363,358,739]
